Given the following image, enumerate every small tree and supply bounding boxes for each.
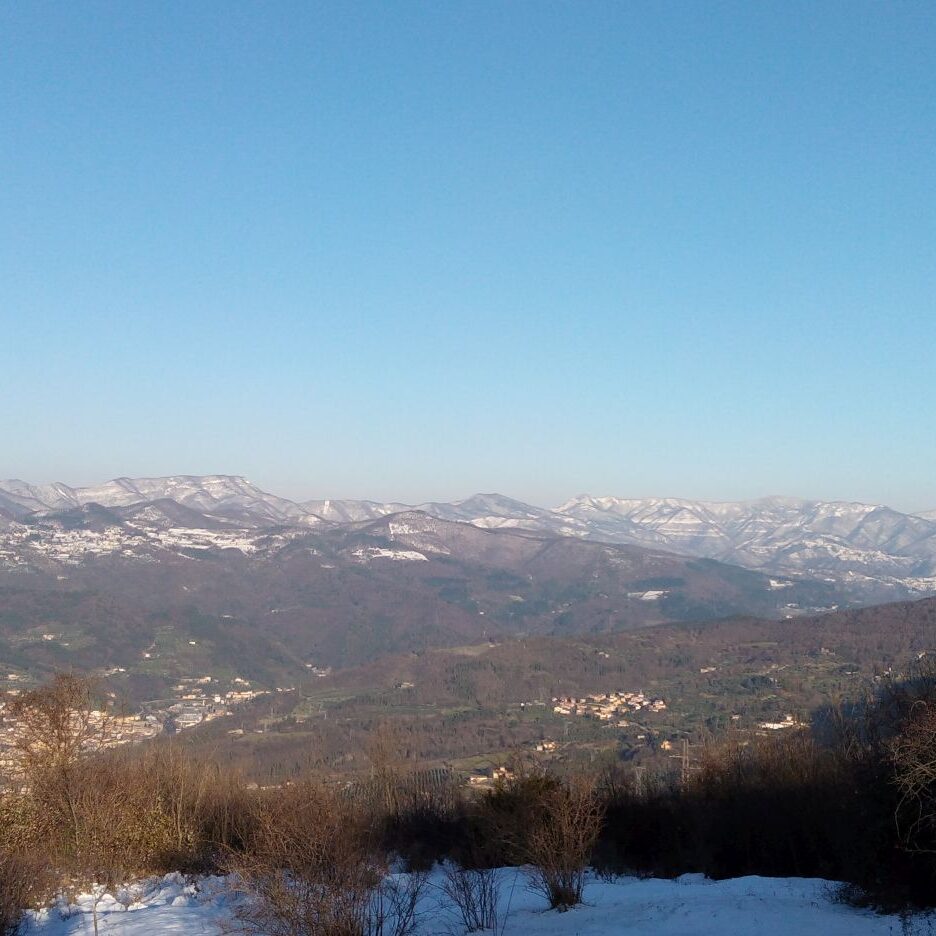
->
[4,674,116,861]
[5,673,112,775]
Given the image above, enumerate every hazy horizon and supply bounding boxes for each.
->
[1,472,933,517]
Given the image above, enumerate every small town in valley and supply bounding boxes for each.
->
[551,690,667,723]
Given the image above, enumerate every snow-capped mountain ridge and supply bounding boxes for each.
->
[550,494,936,591]
[2,477,936,602]
[0,475,322,527]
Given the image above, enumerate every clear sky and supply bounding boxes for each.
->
[2,1,935,511]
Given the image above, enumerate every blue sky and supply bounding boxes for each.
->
[2,1,935,510]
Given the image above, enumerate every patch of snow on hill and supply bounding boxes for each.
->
[351,547,428,562]
[628,589,669,601]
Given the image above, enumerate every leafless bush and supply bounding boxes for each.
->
[0,722,254,897]
[0,852,42,936]
[369,870,429,936]
[481,768,564,867]
[523,775,604,910]
[2,674,116,860]
[229,780,423,936]
[441,863,500,933]
[482,769,603,911]
[128,744,256,868]
[894,703,936,851]
[4,673,113,774]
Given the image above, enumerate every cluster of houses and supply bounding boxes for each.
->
[552,690,666,723]
[467,764,516,788]
[159,676,271,731]
[0,706,162,777]
[0,672,293,779]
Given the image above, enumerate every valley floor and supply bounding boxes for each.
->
[25,868,919,935]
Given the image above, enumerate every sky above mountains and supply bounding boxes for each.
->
[2,2,934,510]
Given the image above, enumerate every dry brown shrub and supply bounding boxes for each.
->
[0,731,254,891]
[524,775,604,910]
[894,703,936,851]
[694,730,827,792]
[123,744,256,869]
[229,781,384,936]
[483,768,604,910]
[2,674,117,861]
[0,852,46,936]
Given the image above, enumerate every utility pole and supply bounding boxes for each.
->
[681,738,690,787]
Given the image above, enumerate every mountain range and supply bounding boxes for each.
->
[1,475,935,603]
[2,474,936,701]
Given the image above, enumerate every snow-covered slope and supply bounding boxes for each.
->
[338,492,936,598]
[552,495,936,592]
[3,477,936,600]
[0,476,322,527]
[0,480,83,516]
[25,869,910,935]
[303,498,408,523]
[414,493,555,530]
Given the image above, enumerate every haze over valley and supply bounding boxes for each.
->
[1,473,934,731]
[4,471,936,786]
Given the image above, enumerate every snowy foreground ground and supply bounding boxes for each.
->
[24,868,923,935]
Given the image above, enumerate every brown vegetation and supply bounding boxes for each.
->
[5,667,936,923]
[492,771,604,910]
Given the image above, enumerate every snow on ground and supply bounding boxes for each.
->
[23,868,921,935]
[351,546,429,562]
[26,874,224,935]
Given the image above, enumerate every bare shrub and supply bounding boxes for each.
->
[0,722,254,898]
[894,703,936,852]
[127,744,256,870]
[483,769,603,911]
[376,775,465,872]
[0,852,43,936]
[441,863,500,933]
[481,769,564,867]
[2,674,116,861]
[364,720,411,816]
[4,674,112,775]
[0,674,158,901]
[369,870,429,936]
[230,781,388,936]
[524,775,604,910]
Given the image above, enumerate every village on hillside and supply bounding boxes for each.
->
[552,690,667,723]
